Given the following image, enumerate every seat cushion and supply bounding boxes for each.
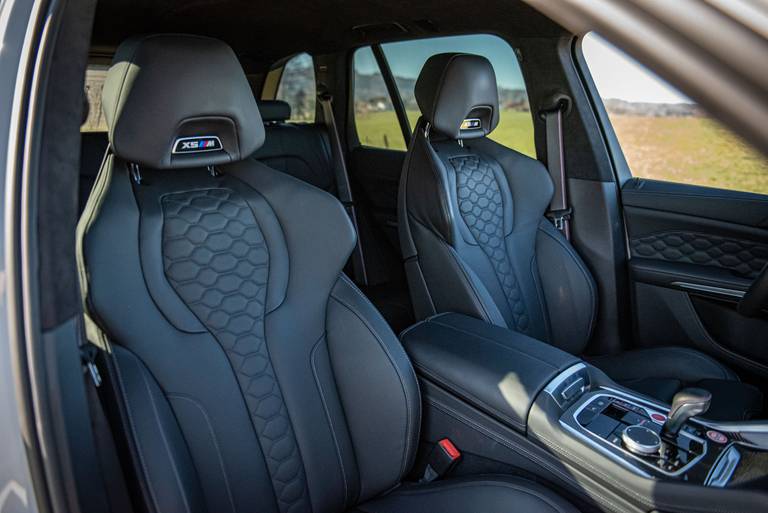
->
[357,477,579,513]
[588,347,763,420]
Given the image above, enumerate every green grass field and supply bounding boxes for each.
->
[355,109,768,195]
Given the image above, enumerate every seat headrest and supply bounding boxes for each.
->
[258,100,292,123]
[415,53,499,140]
[102,34,264,169]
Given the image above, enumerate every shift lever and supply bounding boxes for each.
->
[662,388,711,439]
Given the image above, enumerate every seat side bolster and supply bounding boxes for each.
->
[535,220,597,354]
[326,275,421,502]
[110,346,206,513]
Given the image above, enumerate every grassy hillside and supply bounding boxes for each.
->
[356,109,768,195]
[357,110,536,157]
[610,115,768,194]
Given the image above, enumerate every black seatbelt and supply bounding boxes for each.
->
[318,90,368,285]
[543,100,572,240]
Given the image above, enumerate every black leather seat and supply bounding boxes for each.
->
[77,35,578,513]
[398,53,762,421]
[251,100,336,192]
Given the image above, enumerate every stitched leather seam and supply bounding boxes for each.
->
[111,351,162,513]
[427,319,559,369]
[338,274,422,472]
[168,394,236,513]
[137,362,193,513]
[379,481,570,513]
[414,365,525,430]
[310,336,350,509]
[330,281,417,479]
[537,224,598,343]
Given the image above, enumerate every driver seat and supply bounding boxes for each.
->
[397,53,762,421]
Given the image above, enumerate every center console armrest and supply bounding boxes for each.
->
[400,313,579,433]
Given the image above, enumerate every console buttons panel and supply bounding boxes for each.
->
[572,393,708,477]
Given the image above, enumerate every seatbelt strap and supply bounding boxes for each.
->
[318,90,368,285]
[543,101,572,240]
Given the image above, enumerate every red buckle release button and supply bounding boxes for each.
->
[438,438,461,460]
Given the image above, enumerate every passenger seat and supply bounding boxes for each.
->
[398,52,763,420]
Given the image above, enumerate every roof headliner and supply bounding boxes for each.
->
[90,0,565,69]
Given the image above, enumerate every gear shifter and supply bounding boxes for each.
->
[662,388,711,439]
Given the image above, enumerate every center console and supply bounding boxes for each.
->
[401,313,768,512]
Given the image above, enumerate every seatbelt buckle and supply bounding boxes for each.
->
[420,438,461,483]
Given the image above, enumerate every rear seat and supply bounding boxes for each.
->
[250,100,336,192]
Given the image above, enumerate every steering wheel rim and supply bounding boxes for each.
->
[738,263,768,317]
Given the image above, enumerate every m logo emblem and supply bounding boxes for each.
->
[172,136,223,154]
[460,118,482,130]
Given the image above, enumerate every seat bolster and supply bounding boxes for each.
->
[326,275,421,502]
[110,346,206,513]
[535,220,597,354]
[409,219,507,327]
[357,476,579,513]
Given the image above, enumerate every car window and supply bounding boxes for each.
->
[275,53,316,123]
[582,32,768,195]
[377,34,535,157]
[82,65,109,132]
[353,46,405,150]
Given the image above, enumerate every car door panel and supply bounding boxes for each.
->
[623,178,768,378]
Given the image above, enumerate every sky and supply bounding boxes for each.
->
[354,32,691,105]
[581,33,690,104]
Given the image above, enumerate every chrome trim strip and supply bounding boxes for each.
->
[671,281,745,299]
[543,363,587,396]
[562,389,708,478]
[705,444,740,487]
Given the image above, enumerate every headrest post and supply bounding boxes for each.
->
[207,165,220,177]
[129,162,143,184]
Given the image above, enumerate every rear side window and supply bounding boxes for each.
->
[353,34,534,157]
[582,32,768,195]
[353,47,405,150]
[275,53,316,123]
[82,65,108,132]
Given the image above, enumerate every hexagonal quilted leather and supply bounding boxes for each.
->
[451,155,529,331]
[162,188,310,513]
[631,231,768,279]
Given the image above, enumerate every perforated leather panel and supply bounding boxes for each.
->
[451,155,529,331]
[161,188,310,513]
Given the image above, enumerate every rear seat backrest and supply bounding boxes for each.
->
[250,100,336,192]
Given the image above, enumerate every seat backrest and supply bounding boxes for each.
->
[398,53,597,355]
[251,100,336,193]
[78,34,419,513]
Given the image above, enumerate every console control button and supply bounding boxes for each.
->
[622,424,662,456]
[650,413,666,424]
[706,430,728,444]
